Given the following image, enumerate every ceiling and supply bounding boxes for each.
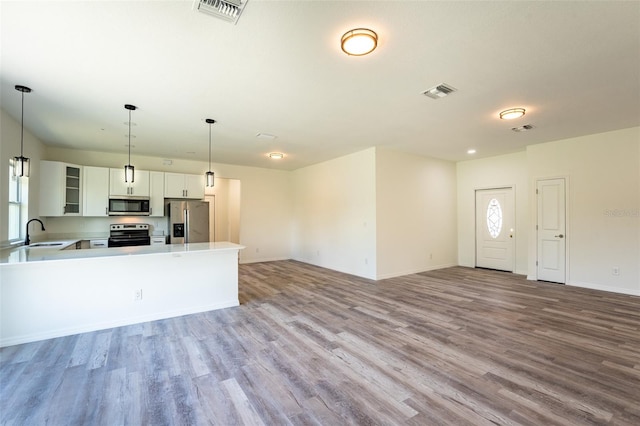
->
[1,1,639,171]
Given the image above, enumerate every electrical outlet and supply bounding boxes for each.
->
[134,289,143,301]
[612,267,620,276]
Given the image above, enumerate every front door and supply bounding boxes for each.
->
[536,178,566,283]
[475,188,515,272]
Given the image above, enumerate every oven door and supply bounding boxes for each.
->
[108,236,151,248]
[108,198,150,216]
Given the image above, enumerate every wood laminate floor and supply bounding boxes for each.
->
[1,262,639,425]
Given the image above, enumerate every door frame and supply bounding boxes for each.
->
[532,175,570,282]
[474,185,516,271]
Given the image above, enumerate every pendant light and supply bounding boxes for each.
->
[124,104,137,183]
[205,118,216,187]
[13,85,32,178]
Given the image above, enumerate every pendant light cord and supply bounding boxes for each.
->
[208,122,212,170]
[20,90,25,157]
[128,108,132,165]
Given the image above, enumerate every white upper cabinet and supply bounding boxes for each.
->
[39,161,83,216]
[83,166,109,216]
[109,168,150,197]
[164,172,205,199]
[149,171,165,217]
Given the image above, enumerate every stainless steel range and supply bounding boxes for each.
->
[108,223,151,248]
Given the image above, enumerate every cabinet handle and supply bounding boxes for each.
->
[105,207,108,215]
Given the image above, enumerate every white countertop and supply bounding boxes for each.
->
[0,241,244,265]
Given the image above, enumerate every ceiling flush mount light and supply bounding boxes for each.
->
[341,28,378,56]
[499,108,526,120]
[205,118,216,187]
[124,104,137,183]
[268,152,284,160]
[13,85,32,177]
[467,149,477,155]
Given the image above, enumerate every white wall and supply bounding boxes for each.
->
[527,127,639,295]
[0,109,47,246]
[291,148,377,279]
[376,148,457,279]
[44,147,293,263]
[456,151,529,274]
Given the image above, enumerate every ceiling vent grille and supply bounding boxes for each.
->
[422,83,457,99]
[511,124,534,132]
[194,0,248,24]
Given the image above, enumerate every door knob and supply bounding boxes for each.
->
[555,234,564,238]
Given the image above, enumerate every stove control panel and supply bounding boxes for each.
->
[110,223,149,231]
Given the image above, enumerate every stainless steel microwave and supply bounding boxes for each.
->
[108,197,151,216]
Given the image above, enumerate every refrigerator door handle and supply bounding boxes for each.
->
[184,209,189,243]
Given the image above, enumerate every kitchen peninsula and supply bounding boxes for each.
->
[0,242,244,347]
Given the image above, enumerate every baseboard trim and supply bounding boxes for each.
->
[0,300,239,348]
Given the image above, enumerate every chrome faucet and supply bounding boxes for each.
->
[25,218,45,246]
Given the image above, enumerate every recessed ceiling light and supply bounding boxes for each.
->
[467,149,476,154]
[268,152,284,159]
[499,108,526,120]
[341,28,378,56]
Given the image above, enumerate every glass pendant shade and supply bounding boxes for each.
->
[124,164,135,183]
[206,171,215,187]
[13,156,30,178]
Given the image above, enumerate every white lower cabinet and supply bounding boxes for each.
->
[150,236,166,245]
[89,239,108,249]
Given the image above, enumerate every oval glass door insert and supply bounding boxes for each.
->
[486,198,503,238]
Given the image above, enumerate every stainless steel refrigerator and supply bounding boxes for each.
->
[167,200,210,244]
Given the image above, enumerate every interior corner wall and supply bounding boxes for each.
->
[527,127,640,295]
[456,151,529,275]
[291,148,377,279]
[0,109,46,246]
[375,148,457,279]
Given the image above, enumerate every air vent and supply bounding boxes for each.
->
[422,83,457,99]
[512,124,534,132]
[194,0,248,24]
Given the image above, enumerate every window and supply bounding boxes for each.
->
[8,159,29,243]
[486,198,503,239]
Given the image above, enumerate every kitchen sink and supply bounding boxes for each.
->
[28,242,64,247]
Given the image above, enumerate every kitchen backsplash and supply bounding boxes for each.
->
[41,216,169,240]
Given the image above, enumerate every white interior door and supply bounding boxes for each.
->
[537,178,566,283]
[476,188,515,272]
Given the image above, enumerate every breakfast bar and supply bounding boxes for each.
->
[0,242,244,347]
